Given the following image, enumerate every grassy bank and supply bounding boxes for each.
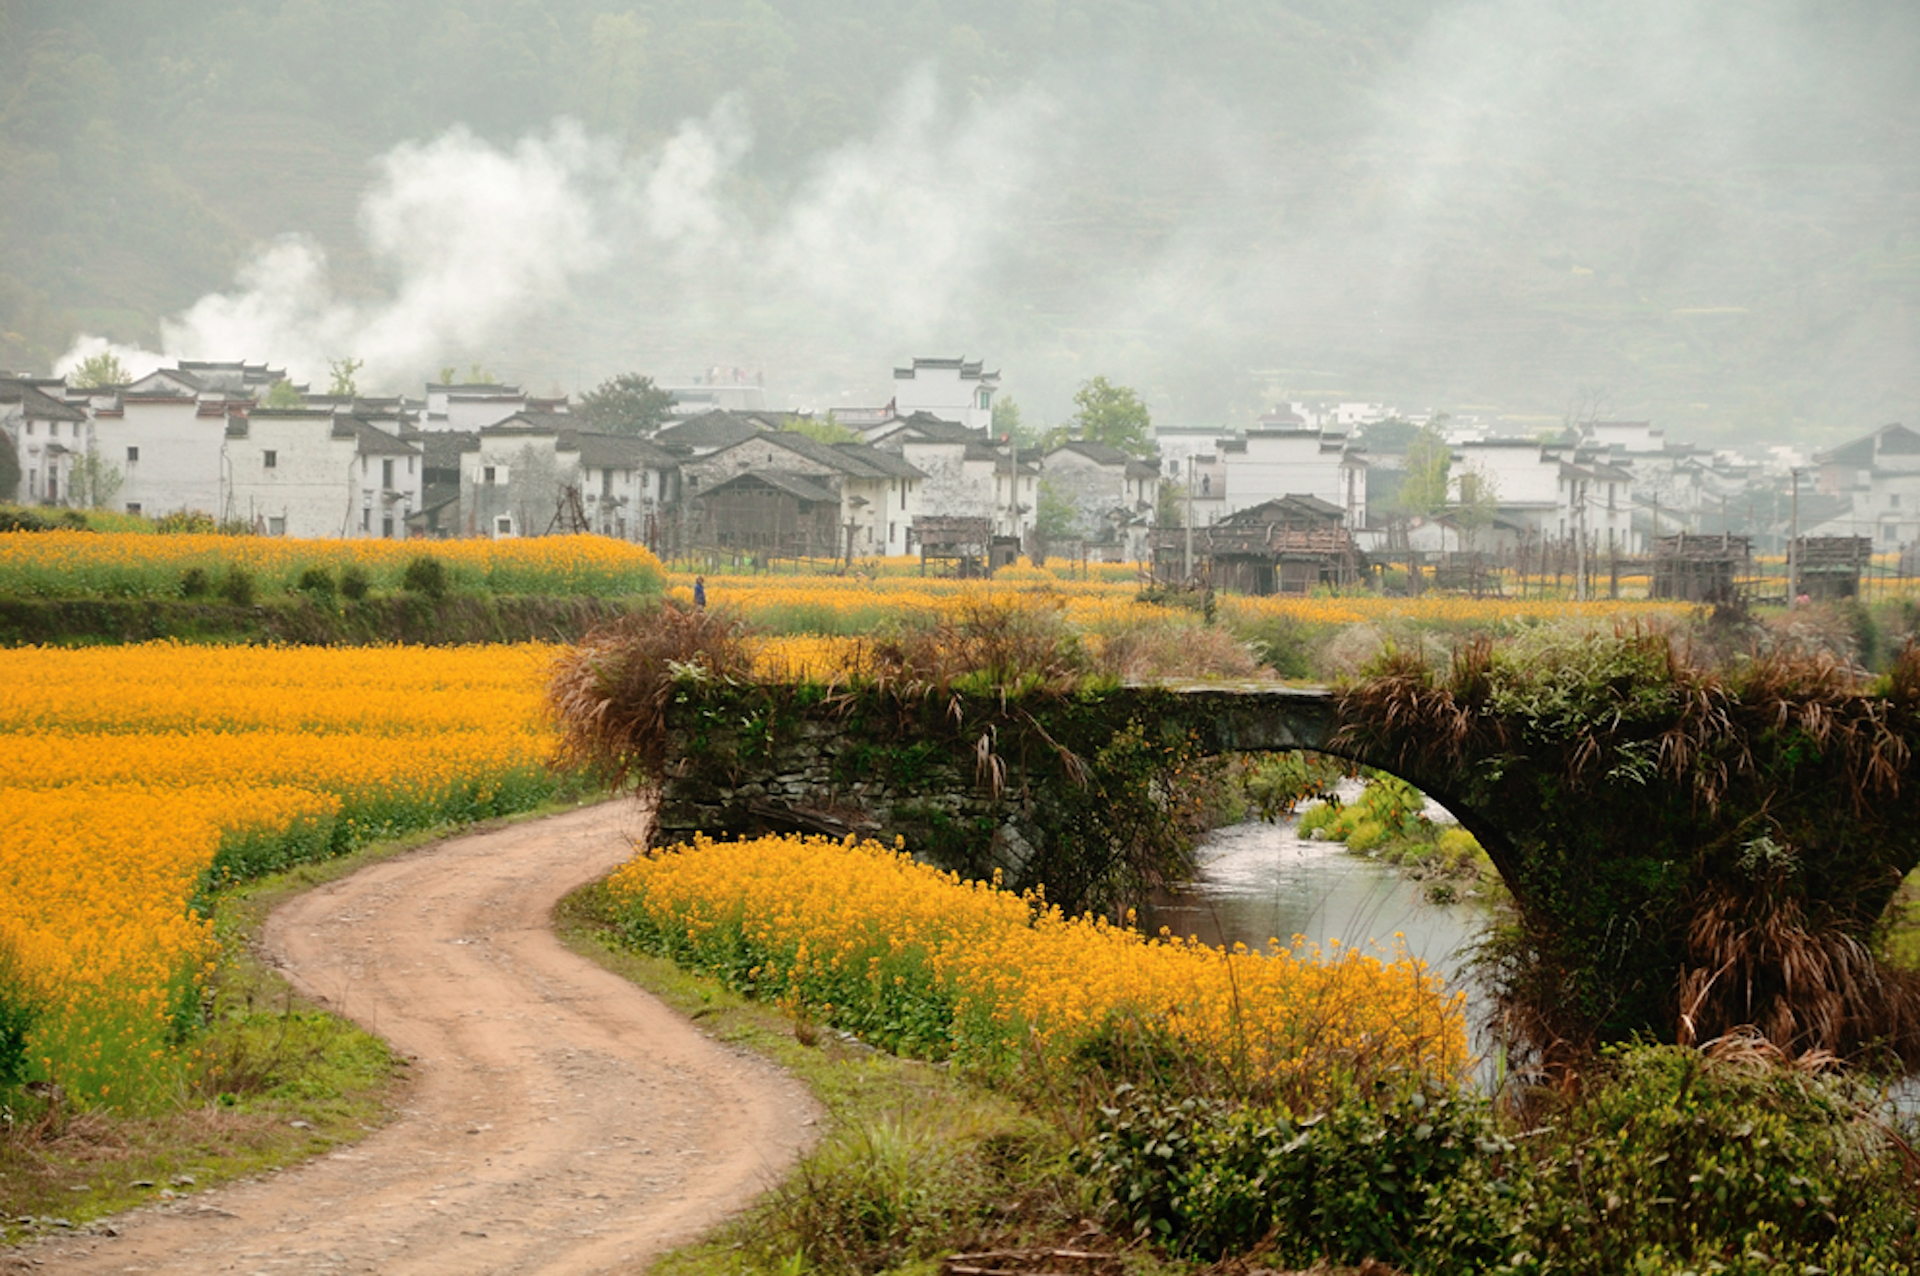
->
[556,880,1110,1276]
[0,593,653,646]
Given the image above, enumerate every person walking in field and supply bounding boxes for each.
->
[693,575,706,609]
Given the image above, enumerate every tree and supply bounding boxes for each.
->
[0,433,20,500]
[1034,476,1079,543]
[1395,422,1452,519]
[1454,464,1500,551]
[1359,416,1421,454]
[68,446,122,509]
[992,395,1041,450]
[69,351,129,388]
[574,372,675,436]
[1070,376,1152,456]
[328,356,362,397]
[784,413,859,445]
[262,379,304,408]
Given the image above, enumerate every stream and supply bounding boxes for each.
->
[1137,785,1499,1069]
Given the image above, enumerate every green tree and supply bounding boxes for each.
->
[574,372,676,436]
[262,379,304,408]
[1070,376,1151,456]
[0,433,20,500]
[1359,415,1421,453]
[69,351,129,388]
[327,356,362,397]
[68,446,122,509]
[1454,463,1501,550]
[784,413,859,445]
[1395,422,1452,519]
[1034,476,1079,543]
[992,395,1041,449]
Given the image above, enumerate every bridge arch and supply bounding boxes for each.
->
[652,653,1920,1064]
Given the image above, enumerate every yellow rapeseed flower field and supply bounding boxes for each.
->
[0,642,567,1105]
[668,565,1692,640]
[0,530,663,597]
[608,832,1467,1104]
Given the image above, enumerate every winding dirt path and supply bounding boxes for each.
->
[25,800,820,1275]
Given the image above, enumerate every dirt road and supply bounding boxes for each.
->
[24,800,820,1275]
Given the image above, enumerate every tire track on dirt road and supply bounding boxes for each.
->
[22,800,819,1275]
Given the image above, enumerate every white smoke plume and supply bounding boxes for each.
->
[59,122,614,390]
[56,74,1053,399]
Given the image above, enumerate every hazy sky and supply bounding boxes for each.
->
[54,0,1920,443]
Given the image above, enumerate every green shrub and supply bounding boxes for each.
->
[1086,1078,1495,1265]
[755,1107,1058,1275]
[154,510,218,534]
[339,564,371,601]
[180,566,211,597]
[0,505,53,533]
[219,566,255,606]
[1418,1044,1920,1276]
[1240,751,1344,821]
[295,565,336,600]
[402,554,449,600]
[0,940,40,1087]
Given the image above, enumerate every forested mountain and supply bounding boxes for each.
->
[2,0,1915,439]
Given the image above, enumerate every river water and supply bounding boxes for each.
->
[1137,789,1497,1065]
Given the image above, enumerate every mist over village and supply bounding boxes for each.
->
[5,3,1920,1275]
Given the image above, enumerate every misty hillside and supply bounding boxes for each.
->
[2,0,1915,441]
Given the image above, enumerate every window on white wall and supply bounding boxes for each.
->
[126,445,139,462]
[263,450,277,468]
[268,516,286,535]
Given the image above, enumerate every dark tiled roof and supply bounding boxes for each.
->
[1220,494,1345,527]
[338,416,421,456]
[759,430,891,477]
[705,469,838,503]
[655,411,768,451]
[1049,440,1134,466]
[892,356,996,381]
[833,443,924,481]
[892,413,979,443]
[574,430,678,471]
[0,378,87,421]
[414,431,480,464]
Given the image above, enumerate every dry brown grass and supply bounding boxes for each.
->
[547,602,756,789]
[1678,866,1920,1063]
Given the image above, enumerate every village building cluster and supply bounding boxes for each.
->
[0,355,1908,596]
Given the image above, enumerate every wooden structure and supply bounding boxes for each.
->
[1431,553,1501,597]
[915,515,994,576]
[690,469,839,558]
[545,485,590,535]
[1793,536,1871,601]
[1651,533,1750,602]
[1152,495,1367,595]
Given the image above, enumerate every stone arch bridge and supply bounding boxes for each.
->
[657,675,1920,1055]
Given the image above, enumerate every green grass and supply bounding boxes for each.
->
[555,883,1118,1276]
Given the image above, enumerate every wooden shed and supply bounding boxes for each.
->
[1651,533,1750,602]
[1153,495,1368,594]
[1793,536,1872,601]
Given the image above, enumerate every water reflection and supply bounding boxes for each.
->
[1138,798,1497,1070]
[1140,819,1479,979]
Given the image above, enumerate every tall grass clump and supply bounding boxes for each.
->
[1337,624,1920,1066]
[548,602,756,788]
